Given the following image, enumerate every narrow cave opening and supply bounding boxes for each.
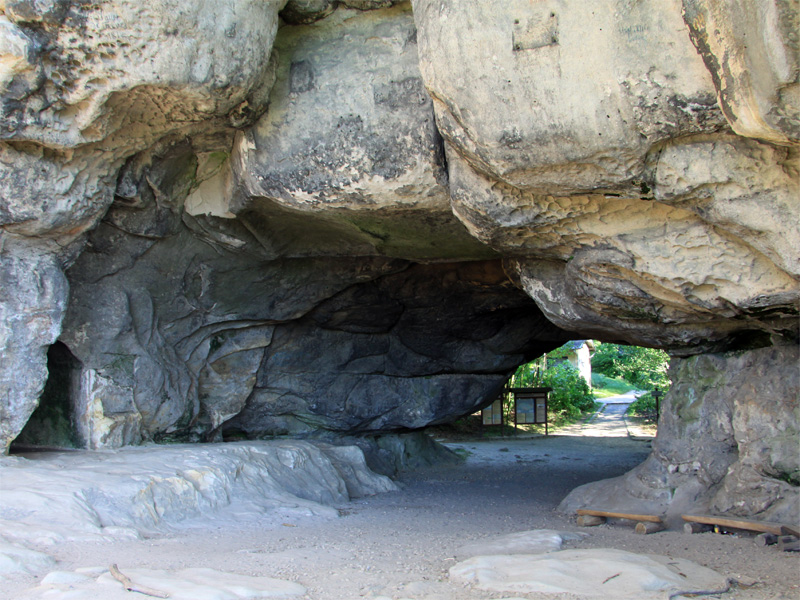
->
[11,342,82,452]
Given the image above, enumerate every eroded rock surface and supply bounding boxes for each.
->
[411,0,798,351]
[454,529,588,561]
[0,0,289,451]
[18,567,306,600]
[682,0,800,145]
[412,0,726,194]
[0,440,397,546]
[560,344,800,525]
[59,222,566,444]
[0,0,798,525]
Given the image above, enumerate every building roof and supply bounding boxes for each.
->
[566,340,595,351]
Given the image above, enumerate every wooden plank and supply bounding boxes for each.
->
[576,509,663,524]
[681,514,786,536]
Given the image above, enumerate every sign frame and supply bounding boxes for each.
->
[509,387,552,435]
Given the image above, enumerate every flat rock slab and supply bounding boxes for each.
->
[18,566,305,600]
[0,440,397,547]
[449,548,729,599]
[0,538,55,578]
[454,529,589,560]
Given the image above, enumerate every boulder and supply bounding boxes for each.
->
[228,3,490,262]
[1,0,285,148]
[559,344,800,526]
[447,145,798,352]
[412,0,798,352]
[411,0,725,194]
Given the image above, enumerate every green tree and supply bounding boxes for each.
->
[510,343,596,425]
[510,354,547,387]
[591,342,669,391]
[540,362,595,422]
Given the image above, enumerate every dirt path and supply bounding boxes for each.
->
[4,429,798,600]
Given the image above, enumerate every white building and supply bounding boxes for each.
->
[564,340,595,387]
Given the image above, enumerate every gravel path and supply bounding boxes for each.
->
[4,424,798,600]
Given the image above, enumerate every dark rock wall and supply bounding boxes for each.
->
[58,207,569,446]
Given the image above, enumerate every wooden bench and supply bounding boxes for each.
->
[576,509,665,534]
[682,514,800,550]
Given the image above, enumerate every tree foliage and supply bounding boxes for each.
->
[627,391,659,420]
[591,342,669,391]
[510,344,596,424]
[540,362,595,422]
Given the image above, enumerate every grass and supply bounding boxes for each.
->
[591,373,636,398]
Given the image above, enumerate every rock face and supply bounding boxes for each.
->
[412,0,725,193]
[0,440,399,544]
[0,0,289,450]
[412,0,798,353]
[59,225,564,445]
[681,0,800,146]
[0,0,798,522]
[560,345,799,525]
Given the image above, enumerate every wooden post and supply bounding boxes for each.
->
[635,521,666,535]
[778,535,799,552]
[684,522,713,534]
[544,391,549,436]
[651,388,663,422]
[754,533,777,546]
[577,515,606,527]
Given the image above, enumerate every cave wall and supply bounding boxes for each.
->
[0,0,798,519]
[61,212,568,445]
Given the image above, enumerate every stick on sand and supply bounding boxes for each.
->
[109,564,170,598]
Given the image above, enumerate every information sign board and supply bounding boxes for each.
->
[510,387,551,434]
[482,398,504,425]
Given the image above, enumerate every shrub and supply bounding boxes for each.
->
[591,342,669,391]
[627,391,659,421]
[540,362,596,423]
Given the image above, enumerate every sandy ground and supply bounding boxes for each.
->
[3,398,798,600]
